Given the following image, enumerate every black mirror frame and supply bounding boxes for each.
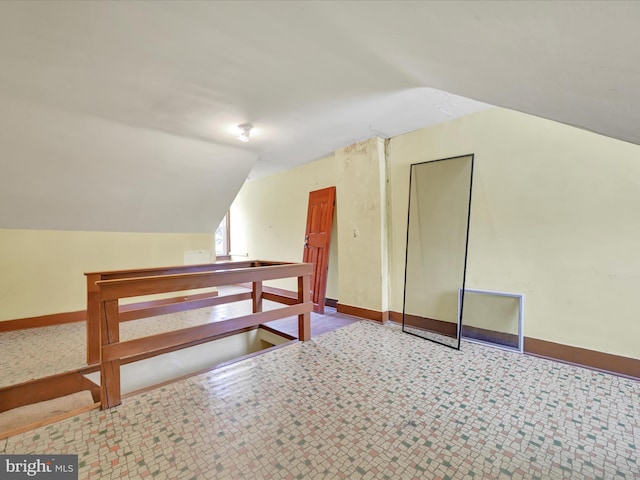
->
[401,154,475,350]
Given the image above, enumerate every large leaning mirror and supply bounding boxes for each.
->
[402,154,474,349]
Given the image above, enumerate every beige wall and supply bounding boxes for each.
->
[462,292,520,335]
[230,154,340,296]
[7,106,636,360]
[233,107,640,360]
[0,229,214,320]
[388,107,640,359]
[231,138,389,310]
[335,138,389,312]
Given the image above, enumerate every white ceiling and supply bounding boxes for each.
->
[0,1,638,232]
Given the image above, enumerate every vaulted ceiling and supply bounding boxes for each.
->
[1,1,638,232]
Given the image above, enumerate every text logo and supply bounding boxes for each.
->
[1,455,78,479]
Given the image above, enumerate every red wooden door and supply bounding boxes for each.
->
[303,187,336,314]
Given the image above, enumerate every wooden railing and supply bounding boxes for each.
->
[92,261,313,408]
[86,260,260,364]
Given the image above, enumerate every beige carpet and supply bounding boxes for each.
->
[0,390,95,433]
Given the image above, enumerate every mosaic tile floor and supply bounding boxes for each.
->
[0,286,352,388]
[0,303,248,388]
[2,321,638,479]
[0,322,87,387]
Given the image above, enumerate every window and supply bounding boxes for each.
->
[215,213,230,257]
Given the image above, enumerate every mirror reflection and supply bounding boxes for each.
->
[402,154,474,349]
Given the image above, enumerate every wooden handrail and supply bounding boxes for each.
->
[86,260,257,279]
[84,260,302,364]
[97,263,312,300]
[94,260,313,409]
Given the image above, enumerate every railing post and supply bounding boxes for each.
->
[298,274,311,341]
[86,273,101,365]
[252,281,263,313]
[100,299,122,409]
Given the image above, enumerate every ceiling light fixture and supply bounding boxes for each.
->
[237,124,253,143]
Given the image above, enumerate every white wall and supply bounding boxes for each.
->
[0,93,255,233]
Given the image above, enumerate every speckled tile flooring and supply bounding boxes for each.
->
[1,303,257,388]
[0,286,354,388]
[2,321,638,479]
[0,321,87,387]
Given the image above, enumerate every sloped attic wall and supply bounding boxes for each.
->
[0,95,256,320]
[0,94,255,233]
